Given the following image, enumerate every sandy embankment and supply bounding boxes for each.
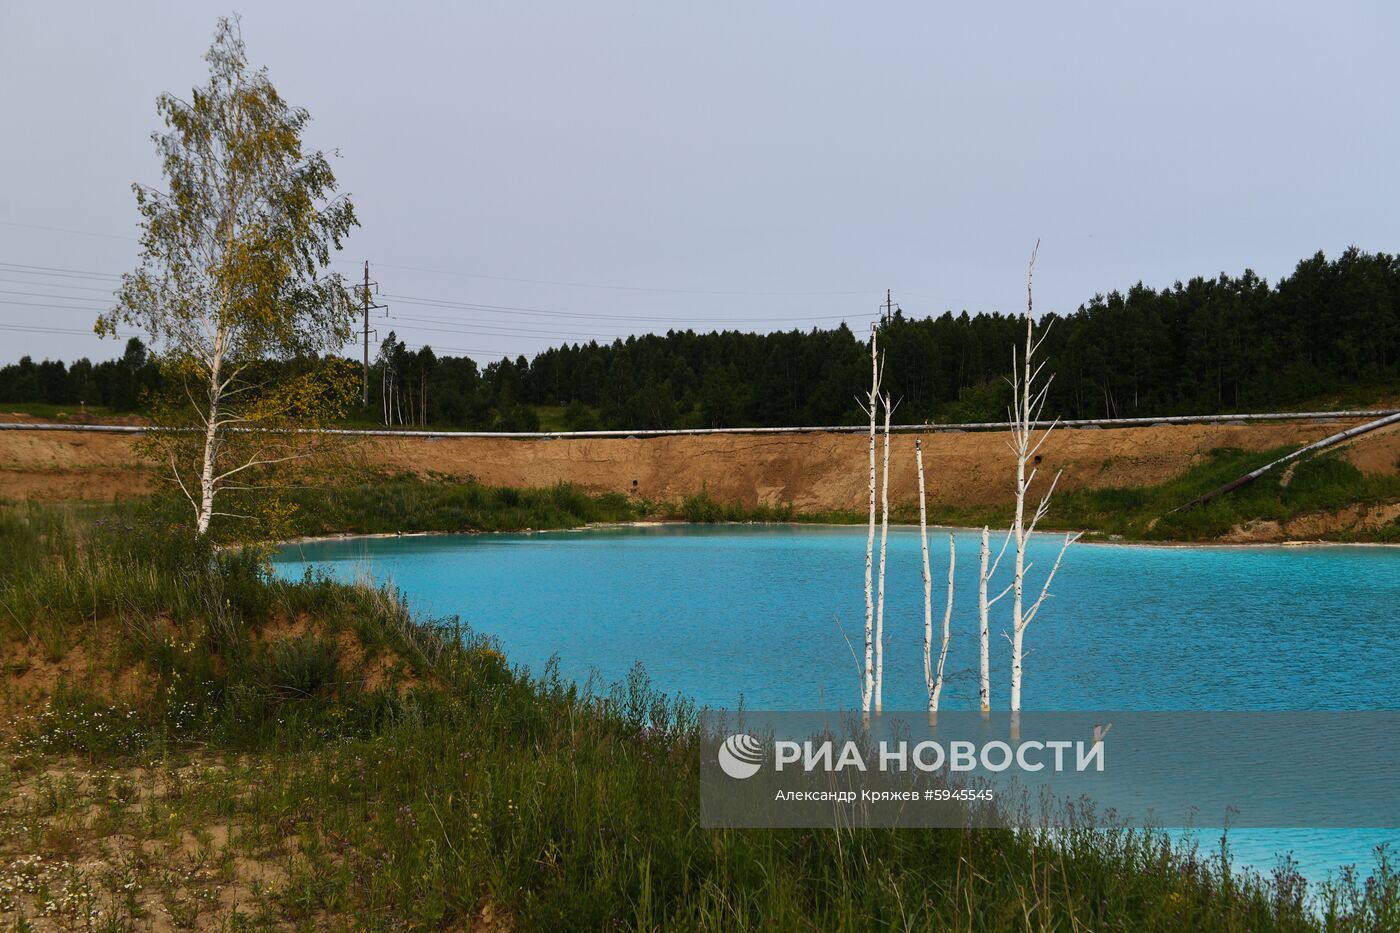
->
[4,416,1399,528]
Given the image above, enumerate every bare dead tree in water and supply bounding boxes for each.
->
[873,391,896,712]
[916,439,957,715]
[978,525,1012,712]
[1006,242,1081,713]
[917,439,934,708]
[858,323,884,714]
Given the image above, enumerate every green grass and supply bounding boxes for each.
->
[1,502,1398,929]
[272,473,854,537]
[0,401,133,421]
[917,447,1400,542]
[531,404,572,432]
[217,451,1400,546]
[676,487,865,524]
[280,474,642,536]
[1290,380,1400,414]
[307,403,585,433]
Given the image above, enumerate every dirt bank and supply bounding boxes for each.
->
[0,429,154,501]
[4,417,1398,515]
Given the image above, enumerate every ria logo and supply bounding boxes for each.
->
[718,733,764,779]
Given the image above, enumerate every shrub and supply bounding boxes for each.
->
[259,636,342,700]
[1284,456,1367,511]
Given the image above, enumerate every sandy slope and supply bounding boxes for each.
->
[4,417,1397,516]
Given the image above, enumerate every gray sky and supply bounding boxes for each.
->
[1,1,1396,366]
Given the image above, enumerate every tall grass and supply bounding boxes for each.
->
[276,473,854,535]
[920,447,1400,542]
[274,451,1400,545]
[280,474,640,535]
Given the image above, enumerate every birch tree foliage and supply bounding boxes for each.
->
[96,16,358,539]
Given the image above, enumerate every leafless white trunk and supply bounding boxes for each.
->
[978,527,990,711]
[978,524,1012,713]
[1006,242,1081,712]
[860,323,882,713]
[916,439,933,707]
[915,438,955,715]
[874,391,894,713]
[929,533,955,712]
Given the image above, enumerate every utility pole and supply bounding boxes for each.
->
[880,289,900,326]
[362,262,370,405]
[360,261,387,406]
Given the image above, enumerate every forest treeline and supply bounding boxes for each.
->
[0,337,161,414]
[3,248,1398,429]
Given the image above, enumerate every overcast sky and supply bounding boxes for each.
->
[1,1,1396,366]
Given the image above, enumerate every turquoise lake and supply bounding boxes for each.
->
[272,524,1400,881]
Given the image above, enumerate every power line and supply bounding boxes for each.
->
[0,246,921,362]
[335,258,871,298]
[398,341,500,358]
[0,289,622,346]
[2,217,868,297]
[0,288,111,305]
[0,260,864,326]
[2,219,999,309]
[0,319,504,364]
[0,293,613,345]
[0,276,119,294]
[384,314,629,341]
[0,261,122,280]
[382,292,857,325]
[0,283,868,360]
[0,286,856,345]
[0,298,116,313]
[0,220,140,242]
[0,322,132,339]
[0,294,857,361]
[0,319,501,362]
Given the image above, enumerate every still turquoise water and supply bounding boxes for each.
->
[272,525,1400,881]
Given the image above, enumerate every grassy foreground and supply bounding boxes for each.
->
[1,503,1398,930]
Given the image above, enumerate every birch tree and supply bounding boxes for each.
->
[978,525,1012,712]
[96,17,358,538]
[873,391,895,713]
[1006,244,1081,711]
[859,324,883,713]
[913,440,955,715]
[934,533,955,711]
[917,440,934,708]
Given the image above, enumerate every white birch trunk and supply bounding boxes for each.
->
[194,163,239,537]
[978,526,991,712]
[917,439,933,708]
[861,324,879,713]
[1006,242,1078,712]
[195,391,219,536]
[874,391,892,713]
[930,533,954,713]
[194,329,227,536]
[1009,266,1035,713]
